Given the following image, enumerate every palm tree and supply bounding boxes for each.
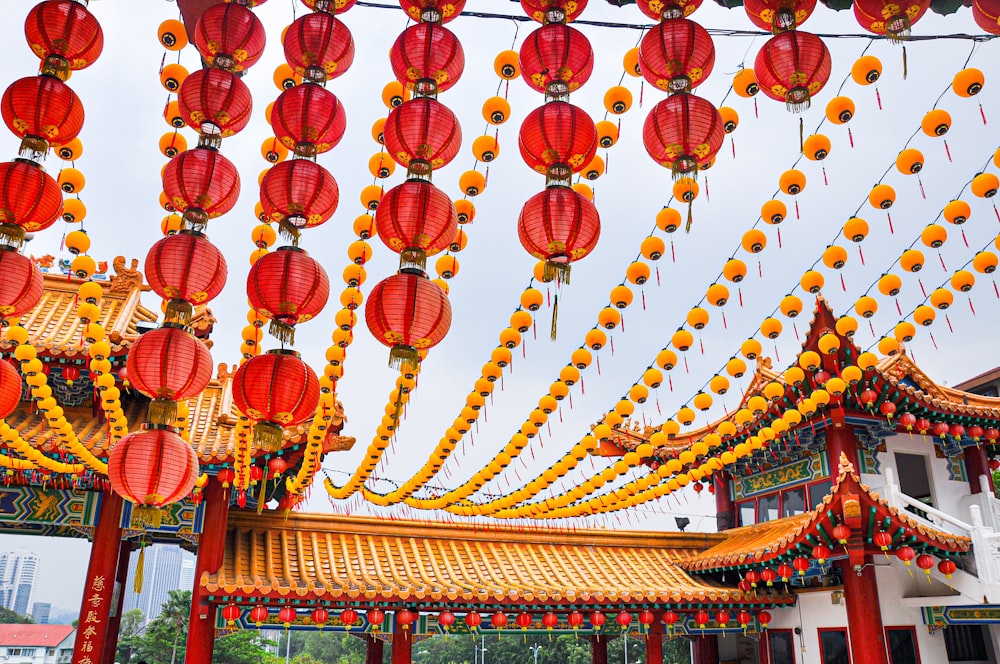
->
[158,590,191,664]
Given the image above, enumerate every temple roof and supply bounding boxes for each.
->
[202,511,791,608]
[681,454,971,573]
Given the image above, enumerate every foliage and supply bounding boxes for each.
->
[213,630,281,664]
[130,590,191,664]
[116,608,145,664]
[0,606,33,623]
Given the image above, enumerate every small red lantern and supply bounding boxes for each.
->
[383,97,462,176]
[853,0,930,40]
[616,610,632,627]
[231,349,321,452]
[438,610,456,629]
[247,246,330,343]
[880,402,897,419]
[248,465,264,485]
[760,567,778,586]
[737,610,752,628]
[638,19,715,93]
[278,606,297,628]
[590,611,606,629]
[938,558,957,578]
[638,610,655,627]
[832,524,851,544]
[715,610,730,627]
[125,325,213,424]
[283,12,355,83]
[738,579,751,592]
[950,424,966,440]
[565,611,582,629]
[519,101,597,178]
[985,427,999,443]
[0,359,22,420]
[249,606,269,627]
[216,467,235,488]
[390,23,464,96]
[24,0,104,75]
[178,68,253,138]
[542,612,559,629]
[793,556,811,576]
[873,531,893,551]
[812,544,832,564]
[860,389,878,407]
[516,612,532,629]
[309,608,329,628]
[744,569,761,588]
[662,610,679,629]
[932,422,950,439]
[915,417,931,434]
[260,159,339,235]
[271,84,347,158]
[897,545,916,565]
[991,459,1000,472]
[758,611,772,628]
[397,609,417,630]
[899,412,917,431]
[518,23,594,94]
[365,271,452,374]
[194,3,266,72]
[777,563,795,582]
[1,76,84,152]
[221,604,241,625]
[491,611,508,628]
[518,186,600,284]
[145,230,228,320]
[367,609,386,630]
[643,93,724,178]
[162,148,241,227]
[969,425,984,442]
[753,31,831,112]
[915,553,935,576]
[108,425,200,511]
[744,0,817,31]
[0,249,44,320]
[0,161,63,236]
[268,457,288,478]
[375,180,458,268]
[695,610,710,627]
[464,610,482,628]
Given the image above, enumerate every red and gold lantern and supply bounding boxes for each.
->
[24,0,104,77]
[162,147,241,227]
[125,324,213,424]
[193,2,267,73]
[639,19,715,93]
[518,101,597,178]
[382,97,462,176]
[518,23,594,95]
[271,83,347,158]
[643,92,724,177]
[247,246,330,344]
[517,185,600,283]
[231,349,320,451]
[365,271,452,373]
[853,0,931,40]
[177,68,254,138]
[259,159,340,236]
[754,31,831,112]
[283,12,355,83]
[389,23,465,96]
[1,75,84,154]
[108,425,200,518]
[144,230,228,323]
[0,161,62,240]
[375,179,457,269]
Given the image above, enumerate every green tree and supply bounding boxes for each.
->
[212,630,280,664]
[0,607,32,624]
[131,590,191,664]
[116,608,145,664]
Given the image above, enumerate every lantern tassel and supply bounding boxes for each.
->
[888,212,894,234]
[544,260,570,284]
[164,299,193,326]
[876,87,883,110]
[134,543,145,594]
[147,398,179,426]
[795,200,800,220]
[799,118,804,152]
[685,201,693,233]
[550,293,559,341]
[848,127,854,149]
[277,219,302,246]
[253,421,285,453]
[902,45,908,79]
[132,505,162,530]
[944,140,952,162]
[0,224,26,248]
[980,101,987,125]
[268,320,296,346]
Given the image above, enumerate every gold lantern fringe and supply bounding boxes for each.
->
[268,319,296,346]
[147,398,178,426]
[0,224,26,248]
[400,248,428,273]
[164,299,193,326]
[134,544,145,594]
[132,505,163,529]
[253,421,285,453]
[550,293,559,341]
[277,218,302,246]
[389,345,421,375]
[887,16,911,43]
[543,260,571,285]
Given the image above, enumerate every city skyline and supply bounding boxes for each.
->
[0,549,38,617]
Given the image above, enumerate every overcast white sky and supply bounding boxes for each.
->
[0,0,998,611]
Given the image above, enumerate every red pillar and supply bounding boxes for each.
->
[185,478,230,664]
[591,634,609,664]
[692,634,719,664]
[837,558,889,664]
[365,635,384,664]
[757,632,771,664]
[390,621,412,664]
[965,444,997,496]
[72,491,123,664]
[714,470,735,531]
[101,540,132,664]
[645,618,664,664]
[826,422,859,473]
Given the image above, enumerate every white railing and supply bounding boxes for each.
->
[883,467,973,534]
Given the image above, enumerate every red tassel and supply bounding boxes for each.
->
[671,240,676,263]
[684,356,689,374]
[896,298,903,316]
[919,279,927,297]
[946,314,954,333]
[758,261,763,278]
[840,274,846,291]
[754,97,758,118]
[596,356,601,375]
[848,127,854,148]
[869,320,876,337]
[969,297,976,315]
[655,265,661,286]
[793,321,800,341]
[778,228,782,249]
[705,176,710,202]
[980,102,987,125]
[876,88,882,110]
[699,337,705,355]
[722,311,728,329]
[739,288,744,308]
[930,332,938,350]
[993,203,999,223]
[822,166,828,186]
[995,280,999,299]
[731,138,736,159]
[610,336,615,355]
[795,199,800,220]
[939,253,947,271]
[919,177,926,200]
[944,140,952,162]
[668,375,673,392]
[639,80,644,108]
[962,229,969,248]
[641,291,646,310]
[888,213,894,234]
[579,376,585,394]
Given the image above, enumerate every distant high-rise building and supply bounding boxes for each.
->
[29,602,50,624]
[0,550,38,617]
[122,545,196,625]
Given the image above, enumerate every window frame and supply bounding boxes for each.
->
[884,625,921,664]
[736,477,836,526]
[767,628,797,664]
[818,626,852,664]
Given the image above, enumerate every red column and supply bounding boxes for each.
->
[365,635,384,664]
[837,558,889,664]
[101,540,132,664]
[757,632,771,664]
[185,478,230,664]
[73,491,123,664]
[965,444,997,496]
[693,634,719,664]
[645,618,663,664]
[590,634,609,664]
[714,470,735,531]
[826,422,859,473]
[390,621,412,664]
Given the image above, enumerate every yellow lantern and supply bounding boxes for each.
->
[951,269,975,292]
[851,55,882,85]
[657,348,678,370]
[779,169,806,195]
[784,366,805,386]
[800,270,824,293]
[459,170,486,196]
[823,245,848,269]
[835,315,858,338]
[610,285,634,309]
[842,365,863,384]
[877,337,900,356]
[733,68,759,97]
[586,328,607,351]
[723,258,748,283]
[672,328,694,351]
[596,120,619,147]
[598,307,621,330]
[742,229,767,254]
[854,296,878,318]
[760,317,783,339]
[643,368,663,388]
[720,106,739,133]
[929,288,953,310]
[64,230,90,255]
[63,198,86,224]
[825,96,855,124]
[741,338,762,360]
[726,357,746,378]
[687,307,709,330]
[972,173,999,199]
[894,321,916,342]
[878,273,902,296]
[494,50,520,79]
[571,348,592,369]
[710,375,730,395]
[627,261,651,285]
[921,225,947,248]
[748,395,768,416]
[900,249,925,273]
[973,251,998,274]
[656,207,682,233]
[896,148,924,175]
[779,294,803,318]
[763,382,784,400]
[762,199,787,225]
[483,96,511,125]
[471,135,500,162]
[803,134,831,160]
[952,67,984,97]
[677,407,696,426]
[843,217,869,243]
[693,392,713,411]
[798,351,821,371]
[818,333,840,355]
[869,183,896,210]
[826,377,846,396]
[629,384,649,404]
[641,236,665,261]
[707,283,729,306]
[604,86,632,114]
[856,352,878,371]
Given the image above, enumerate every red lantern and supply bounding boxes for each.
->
[221,604,241,625]
[268,457,288,478]
[216,467,235,488]
[516,612,533,629]
[178,68,253,138]
[365,271,452,373]
[973,0,1000,34]
[0,161,63,235]
[873,531,893,551]
[915,553,935,575]
[753,31,831,112]
[518,186,600,283]
[249,605,269,626]
[390,23,465,96]
[760,567,778,586]
[542,612,559,629]
[777,563,795,582]
[1,75,84,151]
[793,556,810,575]
[301,0,358,13]
[897,545,916,565]
[162,148,241,227]
[565,611,582,629]
[519,102,597,177]
[880,402,897,419]
[986,427,1000,442]
[932,422,950,439]
[853,0,930,40]
[278,606,297,628]
[643,93,724,178]
[636,0,704,19]
[464,610,482,628]
[616,610,632,627]
[738,579,751,592]
[522,0,589,21]
[231,349,320,451]
[969,425,984,442]
[518,23,594,94]
[737,610,752,627]
[950,424,966,440]
[695,610,710,627]
[400,0,468,22]
[125,325,213,424]
[899,412,916,431]
[758,611,772,628]
[438,610,456,629]
[193,3,266,72]
[744,569,760,588]
[860,389,878,407]
[491,611,508,628]
[0,359,23,420]
[271,84,347,158]
[283,12,355,83]
[638,610,655,626]
[992,459,1000,472]
[248,246,330,343]
[715,610,730,627]
[249,464,264,484]
[744,0,817,31]
[260,159,339,235]
[397,609,417,630]
[938,558,957,578]
[108,425,200,509]
[662,610,679,628]
[832,524,851,544]
[312,608,330,627]
[24,0,104,75]
[367,609,386,629]
[812,544,832,564]
[590,611,606,629]
[638,19,715,93]
[145,230,228,318]
[376,180,457,267]
[383,97,462,175]
[0,249,44,320]
[915,417,931,434]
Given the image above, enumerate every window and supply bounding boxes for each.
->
[769,629,796,664]
[810,479,833,508]
[819,628,850,664]
[944,624,989,661]
[894,452,934,509]
[782,486,806,517]
[886,626,920,664]
[739,500,756,526]
[759,494,779,522]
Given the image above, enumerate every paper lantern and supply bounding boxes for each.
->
[519,101,597,178]
[271,83,347,157]
[518,23,594,94]
[638,18,715,93]
[1,75,84,152]
[108,426,199,513]
[259,158,340,234]
[643,93,724,177]
[754,31,831,112]
[853,0,930,40]
[389,23,465,95]
[177,68,253,138]
[162,148,241,227]
[400,0,468,22]
[283,12,355,83]
[25,0,104,75]
[0,161,63,238]
[366,271,452,373]
[383,97,462,175]
[375,179,458,269]
[744,0,817,31]
[518,186,600,283]
[247,246,330,343]
[0,359,22,419]
[193,2,266,72]
[125,325,213,424]
[145,230,228,323]
[231,349,320,451]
